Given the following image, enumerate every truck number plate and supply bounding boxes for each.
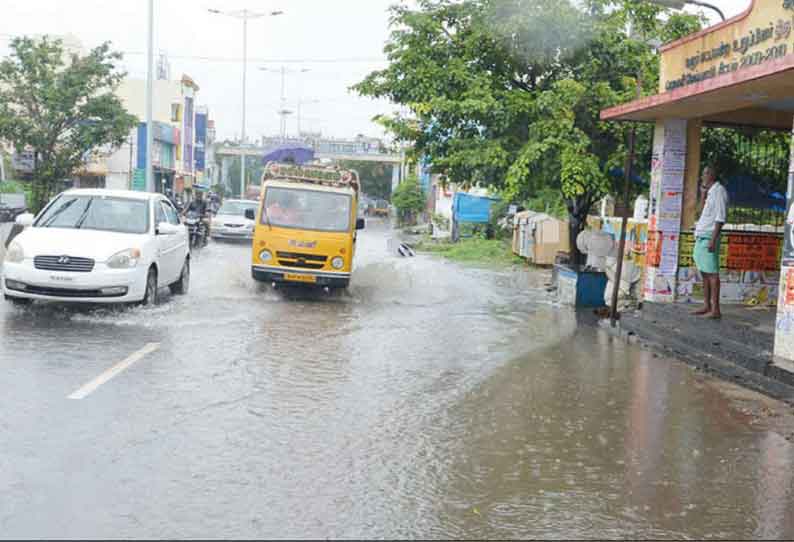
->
[285,273,317,284]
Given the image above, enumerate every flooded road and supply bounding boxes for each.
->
[2,221,794,539]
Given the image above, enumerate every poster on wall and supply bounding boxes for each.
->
[786,268,794,306]
[659,234,680,277]
[661,152,686,172]
[663,119,686,151]
[658,192,683,233]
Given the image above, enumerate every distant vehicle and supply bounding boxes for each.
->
[2,189,190,307]
[370,199,390,218]
[0,202,27,223]
[247,162,365,289]
[211,199,258,241]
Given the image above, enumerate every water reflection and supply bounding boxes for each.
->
[2,229,794,538]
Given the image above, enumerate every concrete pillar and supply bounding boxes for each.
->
[644,119,688,303]
[221,156,231,190]
[682,120,702,231]
[391,163,400,192]
[774,116,794,362]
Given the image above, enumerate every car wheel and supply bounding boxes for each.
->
[170,258,190,295]
[4,295,32,307]
[141,267,158,306]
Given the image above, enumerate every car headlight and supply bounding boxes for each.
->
[331,256,344,270]
[5,241,24,263]
[259,249,273,262]
[107,248,141,269]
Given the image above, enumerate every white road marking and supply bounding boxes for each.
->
[68,342,161,400]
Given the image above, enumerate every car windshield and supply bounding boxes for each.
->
[35,195,149,234]
[263,187,351,232]
[218,201,257,217]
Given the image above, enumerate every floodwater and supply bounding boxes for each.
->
[1,220,793,538]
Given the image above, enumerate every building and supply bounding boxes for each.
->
[600,1,794,365]
[107,74,202,196]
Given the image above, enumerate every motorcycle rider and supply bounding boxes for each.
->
[183,191,211,241]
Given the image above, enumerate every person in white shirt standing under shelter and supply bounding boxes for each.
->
[692,165,729,319]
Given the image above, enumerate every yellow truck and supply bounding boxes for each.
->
[246,162,365,289]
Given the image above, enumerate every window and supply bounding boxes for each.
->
[35,195,150,234]
[218,200,258,217]
[162,201,180,225]
[263,187,352,232]
[155,201,167,226]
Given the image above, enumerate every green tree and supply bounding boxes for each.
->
[227,156,264,197]
[339,160,393,201]
[355,0,702,261]
[0,37,137,212]
[392,176,426,224]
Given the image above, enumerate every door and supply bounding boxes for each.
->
[160,200,185,283]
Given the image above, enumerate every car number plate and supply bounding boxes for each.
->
[285,273,317,284]
[50,275,74,283]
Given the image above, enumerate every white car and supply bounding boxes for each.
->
[211,199,258,240]
[2,189,190,306]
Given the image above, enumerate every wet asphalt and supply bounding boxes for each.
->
[1,220,794,539]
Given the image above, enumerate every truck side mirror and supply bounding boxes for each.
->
[245,208,255,220]
[356,218,365,230]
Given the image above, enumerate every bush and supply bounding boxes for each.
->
[392,176,425,216]
[431,213,450,231]
[0,180,25,194]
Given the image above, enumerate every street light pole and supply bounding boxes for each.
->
[261,67,310,142]
[208,8,283,198]
[145,0,155,193]
[242,12,248,198]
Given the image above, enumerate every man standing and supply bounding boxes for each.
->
[692,165,729,319]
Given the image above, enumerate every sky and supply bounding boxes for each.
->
[0,0,755,142]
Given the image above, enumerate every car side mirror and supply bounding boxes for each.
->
[245,208,256,220]
[15,212,34,228]
[356,218,366,231]
[157,222,178,236]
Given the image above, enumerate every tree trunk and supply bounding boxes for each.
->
[566,195,592,267]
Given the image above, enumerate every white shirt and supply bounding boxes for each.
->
[695,182,728,238]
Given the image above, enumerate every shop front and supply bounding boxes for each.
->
[601,0,794,365]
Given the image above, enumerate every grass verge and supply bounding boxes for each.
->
[415,237,524,266]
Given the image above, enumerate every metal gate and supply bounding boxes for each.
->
[701,126,790,226]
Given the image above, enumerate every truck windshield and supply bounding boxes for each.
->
[263,187,351,232]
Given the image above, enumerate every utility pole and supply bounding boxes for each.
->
[261,66,309,142]
[208,8,283,197]
[297,98,320,138]
[242,12,248,197]
[145,0,155,192]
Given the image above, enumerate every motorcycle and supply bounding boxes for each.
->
[184,210,209,249]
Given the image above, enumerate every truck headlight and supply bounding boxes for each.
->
[107,248,141,269]
[6,241,24,263]
[259,249,273,262]
[331,256,344,269]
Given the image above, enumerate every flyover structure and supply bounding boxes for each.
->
[212,135,407,194]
